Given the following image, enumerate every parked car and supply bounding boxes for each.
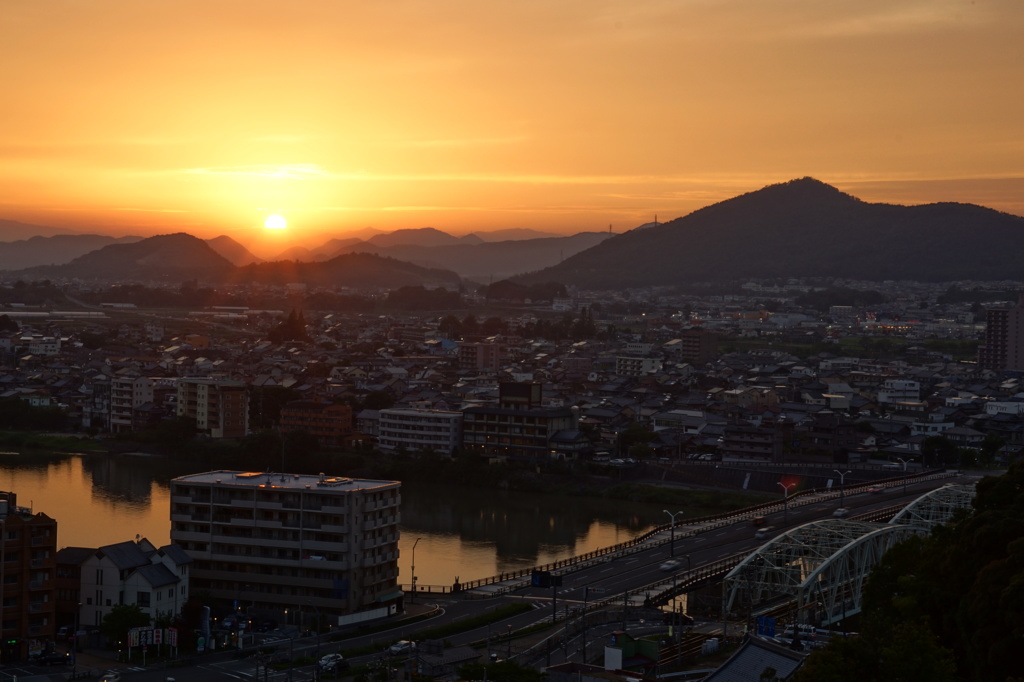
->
[389,640,416,655]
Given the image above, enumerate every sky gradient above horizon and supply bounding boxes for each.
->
[3,0,1023,255]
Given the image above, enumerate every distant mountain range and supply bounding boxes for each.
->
[14,233,464,289]
[0,222,571,275]
[9,179,1023,290]
[0,234,144,269]
[517,177,1024,288]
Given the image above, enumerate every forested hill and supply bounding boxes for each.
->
[516,177,1024,288]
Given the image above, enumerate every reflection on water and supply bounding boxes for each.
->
[0,454,666,587]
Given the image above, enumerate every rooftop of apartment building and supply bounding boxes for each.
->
[173,470,399,492]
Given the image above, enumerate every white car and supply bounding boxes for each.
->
[389,640,415,655]
[101,672,122,682]
[833,508,850,518]
[319,653,345,670]
[659,559,681,571]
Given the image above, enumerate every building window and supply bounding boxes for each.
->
[137,592,151,608]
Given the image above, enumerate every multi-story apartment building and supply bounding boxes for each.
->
[0,491,57,662]
[280,400,353,447]
[978,295,1024,371]
[877,379,921,405]
[461,383,577,462]
[458,342,505,373]
[169,471,402,622]
[378,408,462,456]
[79,539,191,630]
[677,329,719,365]
[176,379,248,438]
[615,355,662,377]
[110,376,154,433]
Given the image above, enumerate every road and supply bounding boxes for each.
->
[25,474,966,680]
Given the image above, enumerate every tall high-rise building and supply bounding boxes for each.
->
[169,471,402,622]
[978,295,1024,371]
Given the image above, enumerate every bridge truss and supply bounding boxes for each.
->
[723,484,976,627]
[889,483,976,530]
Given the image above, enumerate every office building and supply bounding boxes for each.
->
[169,471,401,622]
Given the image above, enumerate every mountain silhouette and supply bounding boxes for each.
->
[21,233,235,282]
[517,177,1024,287]
[231,252,462,288]
[206,235,262,266]
[0,234,143,270]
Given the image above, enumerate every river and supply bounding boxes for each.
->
[0,451,684,587]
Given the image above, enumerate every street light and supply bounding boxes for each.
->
[663,510,684,557]
[897,457,912,494]
[778,481,796,523]
[833,470,851,508]
[410,537,422,604]
[506,624,512,660]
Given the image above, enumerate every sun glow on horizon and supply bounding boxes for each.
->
[264,214,288,230]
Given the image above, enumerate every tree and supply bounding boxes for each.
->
[101,604,152,648]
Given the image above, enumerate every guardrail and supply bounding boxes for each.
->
[424,470,957,597]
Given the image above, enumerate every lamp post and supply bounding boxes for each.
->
[663,510,684,557]
[410,537,422,604]
[897,457,911,494]
[506,624,512,660]
[833,469,851,508]
[778,481,796,523]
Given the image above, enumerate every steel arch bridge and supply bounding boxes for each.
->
[889,483,976,530]
[723,484,975,626]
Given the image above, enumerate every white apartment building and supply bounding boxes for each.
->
[877,379,921,404]
[79,538,191,630]
[169,471,402,622]
[377,408,462,456]
[110,376,154,433]
[615,355,662,377]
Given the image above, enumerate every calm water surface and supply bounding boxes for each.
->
[0,452,675,587]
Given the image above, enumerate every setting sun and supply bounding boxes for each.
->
[264,214,288,230]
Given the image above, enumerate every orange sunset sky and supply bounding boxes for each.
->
[3,0,1023,256]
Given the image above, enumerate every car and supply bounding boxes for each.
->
[868,487,883,495]
[389,640,416,655]
[101,672,122,682]
[659,559,681,571]
[319,653,345,670]
[833,508,850,518]
[39,652,70,666]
